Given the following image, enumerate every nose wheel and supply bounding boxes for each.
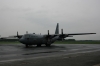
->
[37,44,42,47]
[25,44,29,48]
[45,44,51,47]
[45,41,51,47]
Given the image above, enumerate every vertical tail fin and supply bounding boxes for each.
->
[55,23,59,34]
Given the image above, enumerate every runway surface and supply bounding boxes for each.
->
[0,44,100,66]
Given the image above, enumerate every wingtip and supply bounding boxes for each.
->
[91,33,96,34]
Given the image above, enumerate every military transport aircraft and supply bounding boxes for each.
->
[1,23,96,48]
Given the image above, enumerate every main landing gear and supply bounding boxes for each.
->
[45,41,51,47]
[37,44,41,47]
[45,44,51,47]
[25,44,29,48]
[25,44,42,48]
[25,43,51,48]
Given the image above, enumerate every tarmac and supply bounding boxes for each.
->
[0,44,100,66]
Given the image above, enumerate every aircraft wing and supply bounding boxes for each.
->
[0,36,16,39]
[60,33,96,37]
[8,31,28,39]
[8,31,24,39]
[8,35,23,39]
[58,33,96,39]
[1,35,23,39]
[0,37,9,39]
[66,33,96,35]
[44,33,96,40]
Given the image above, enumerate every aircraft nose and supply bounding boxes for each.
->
[19,38,24,43]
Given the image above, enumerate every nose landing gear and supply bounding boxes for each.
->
[37,44,42,47]
[25,44,29,48]
[45,41,51,47]
[45,44,51,47]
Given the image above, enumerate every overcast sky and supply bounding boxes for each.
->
[0,0,100,40]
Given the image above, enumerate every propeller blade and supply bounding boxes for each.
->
[47,30,51,42]
[61,29,63,35]
[48,30,49,36]
[61,29,65,41]
[17,31,18,36]
[16,31,21,39]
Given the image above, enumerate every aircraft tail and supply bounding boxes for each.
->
[55,23,59,34]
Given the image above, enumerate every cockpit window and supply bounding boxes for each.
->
[23,34,36,38]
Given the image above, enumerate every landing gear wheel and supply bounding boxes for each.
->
[25,44,29,48]
[45,41,51,47]
[37,44,41,47]
[45,44,51,47]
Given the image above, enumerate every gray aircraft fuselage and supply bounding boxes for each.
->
[19,33,59,45]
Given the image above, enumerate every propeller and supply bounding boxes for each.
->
[46,30,51,42]
[3,31,23,39]
[17,31,18,37]
[17,31,20,38]
[15,31,22,39]
[48,30,49,36]
[46,30,53,45]
[61,29,65,41]
[61,29,63,35]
